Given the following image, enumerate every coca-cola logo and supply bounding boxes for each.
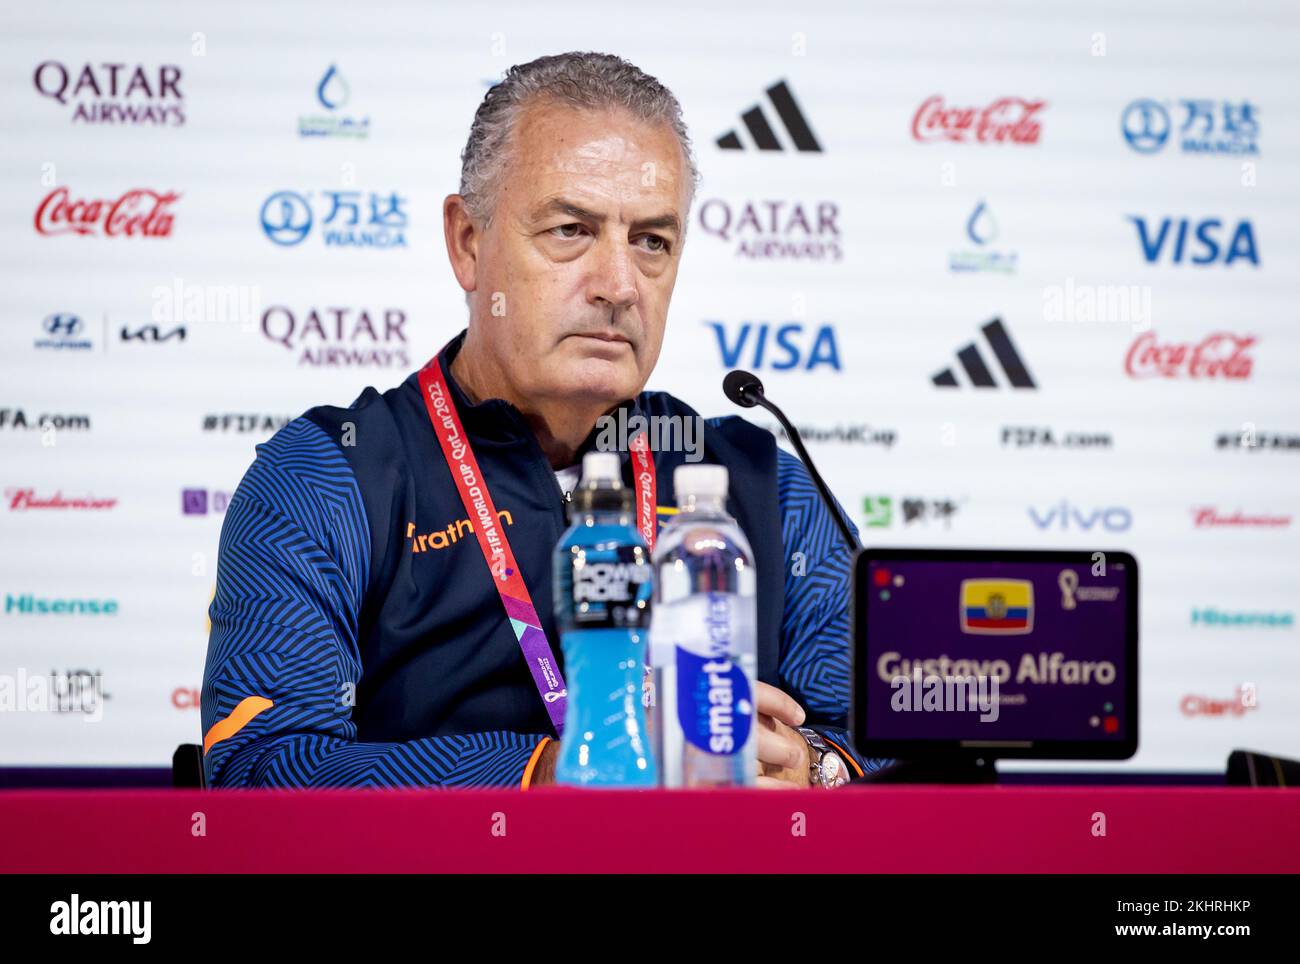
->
[912,96,1046,145]
[35,187,179,238]
[33,61,184,125]
[1125,331,1255,379]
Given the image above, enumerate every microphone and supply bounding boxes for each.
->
[722,369,858,551]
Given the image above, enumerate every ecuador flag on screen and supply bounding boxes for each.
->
[960,579,1034,634]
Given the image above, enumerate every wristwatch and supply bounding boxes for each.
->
[796,727,851,789]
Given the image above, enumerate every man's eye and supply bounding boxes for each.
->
[637,234,668,253]
[550,223,586,239]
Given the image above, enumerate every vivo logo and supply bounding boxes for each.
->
[1128,217,1258,266]
[705,322,841,371]
[1029,502,1132,532]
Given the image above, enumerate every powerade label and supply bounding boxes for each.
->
[567,545,652,628]
[672,592,754,755]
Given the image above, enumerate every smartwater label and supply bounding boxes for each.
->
[654,592,754,755]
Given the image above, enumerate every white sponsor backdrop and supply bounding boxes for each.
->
[1,1,1297,770]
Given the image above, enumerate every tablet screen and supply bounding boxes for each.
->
[855,550,1137,759]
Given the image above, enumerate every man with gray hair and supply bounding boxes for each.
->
[202,52,881,789]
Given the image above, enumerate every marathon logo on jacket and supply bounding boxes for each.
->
[260,306,409,367]
[33,61,183,126]
[405,512,515,554]
[35,188,179,238]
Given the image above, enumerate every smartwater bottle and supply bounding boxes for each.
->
[650,464,758,787]
[553,452,656,787]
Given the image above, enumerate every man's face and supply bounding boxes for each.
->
[466,101,689,406]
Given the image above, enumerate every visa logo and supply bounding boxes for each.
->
[705,322,841,371]
[1128,216,1258,266]
[1029,502,1132,532]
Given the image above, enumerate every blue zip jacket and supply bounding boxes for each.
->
[201,331,887,787]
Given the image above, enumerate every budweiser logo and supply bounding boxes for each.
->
[912,96,1046,144]
[1125,331,1255,379]
[6,488,118,511]
[35,187,179,238]
[1192,507,1291,528]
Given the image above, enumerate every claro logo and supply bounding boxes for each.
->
[1181,686,1257,718]
[172,686,200,709]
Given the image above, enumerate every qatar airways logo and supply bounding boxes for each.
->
[33,61,184,126]
[912,96,1046,145]
[35,187,179,238]
[1125,331,1255,379]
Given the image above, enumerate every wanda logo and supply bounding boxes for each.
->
[912,96,1046,144]
[1125,332,1255,379]
[35,187,179,237]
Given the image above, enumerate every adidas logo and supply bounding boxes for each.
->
[933,318,1036,389]
[717,80,822,152]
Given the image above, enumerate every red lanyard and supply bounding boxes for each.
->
[416,355,657,735]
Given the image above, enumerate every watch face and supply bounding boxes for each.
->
[821,751,845,787]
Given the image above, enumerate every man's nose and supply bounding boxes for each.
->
[587,235,639,310]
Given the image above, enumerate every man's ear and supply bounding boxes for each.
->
[443,194,479,294]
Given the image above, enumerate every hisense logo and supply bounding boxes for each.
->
[4,594,119,616]
[1191,607,1293,628]
[50,894,151,943]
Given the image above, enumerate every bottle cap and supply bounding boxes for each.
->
[581,452,623,488]
[674,464,728,501]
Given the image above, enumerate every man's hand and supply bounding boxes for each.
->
[755,681,814,789]
[533,682,818,789]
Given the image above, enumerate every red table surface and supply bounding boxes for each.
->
[2,786,1297,873]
